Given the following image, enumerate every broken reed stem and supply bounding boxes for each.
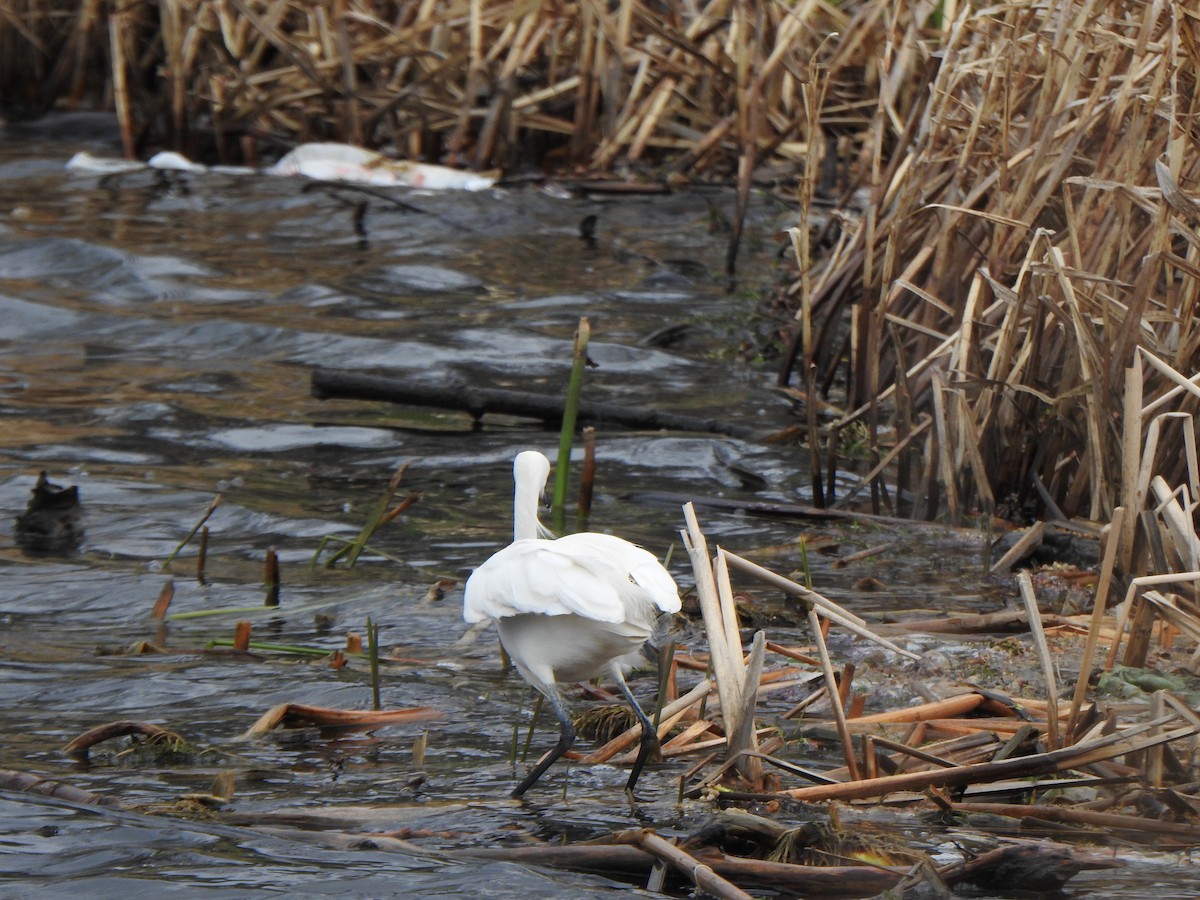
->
[163,494,221,568]
[990,522,1045,575]
[720,549,919,661]
[654,640,675,726]
[713,550,745,670]
[521,693,544,763]
[615,829,755,900]
[1067,506,1124,738]
[150,580,175,619]
[807,603,862,781]
[233,620,251,651]
[553,317,590,534]
[782,717,1199,803]
[682,503,757,780]
[730,631,765,785]
[1016,571,1059,751]
[581,678,714,764]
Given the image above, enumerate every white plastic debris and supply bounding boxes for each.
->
[146,150,208,172]
[65,151,147,174]
[66,142,497,191]
[267,143,496,190]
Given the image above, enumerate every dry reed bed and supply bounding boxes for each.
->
[785,0,1200,556]
[1,0,847,176]
[7,0,1196,548]
[6,3,1200,568]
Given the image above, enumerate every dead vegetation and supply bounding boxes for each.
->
[0,0,841,179]
[7,1,1200,892]
[25,500,1200,896]
[5,2,1199,546]
[781,0,1200,547]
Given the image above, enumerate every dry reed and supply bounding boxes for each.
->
[1,0,844,176]
[7,0,1200,577]
[780,0,1200,558]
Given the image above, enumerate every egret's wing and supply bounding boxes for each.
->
[463,540,627,623]
[553,532,682,614]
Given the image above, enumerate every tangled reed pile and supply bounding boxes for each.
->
[4,1,1200,567]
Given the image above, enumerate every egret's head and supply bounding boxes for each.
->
[514,450,551,489]
[512,450,556,539]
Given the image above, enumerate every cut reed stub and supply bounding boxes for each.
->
[264,548,280,606]
[150,580,175,619]
[232,620,251,651]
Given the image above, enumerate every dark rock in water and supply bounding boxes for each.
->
[14,471,84,553]
[993,522,1099,571]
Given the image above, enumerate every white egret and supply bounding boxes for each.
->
[463,450,681,797]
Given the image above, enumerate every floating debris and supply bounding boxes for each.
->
[268,143,496,190]
[66,143,495,190]
[64,151,146,174]
[145,150,209,172]
[240,702,441,739]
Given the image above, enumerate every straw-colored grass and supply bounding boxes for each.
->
[780,0,1200,561]
[0,0,845,175]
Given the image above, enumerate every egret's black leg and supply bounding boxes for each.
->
[611,665,661,796]
[511,687,576,798]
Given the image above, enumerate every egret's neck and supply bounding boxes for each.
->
[514,492,540,541]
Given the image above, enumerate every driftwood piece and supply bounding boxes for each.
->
[0,767,124,808]
[462,843,904,897]
[310,368,759,438]
[954,801,1200,842]
[463,837,1108,897]
[878,608,1096,636]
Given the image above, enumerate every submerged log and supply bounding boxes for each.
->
[0,768,124,808]
[461,843,904,897]
[310,368,759,438]
[462,838,1108,897]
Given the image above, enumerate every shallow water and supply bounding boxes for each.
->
[0,119,1186,897]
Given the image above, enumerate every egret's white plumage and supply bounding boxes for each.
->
[463,450,680,797]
